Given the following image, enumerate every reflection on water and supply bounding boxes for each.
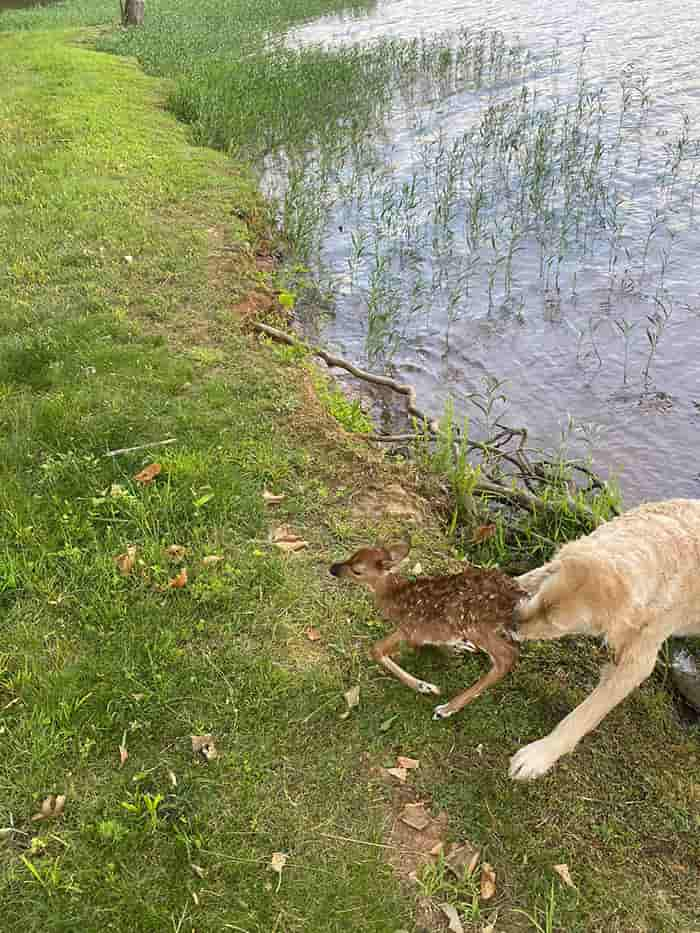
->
[275,0,700,504]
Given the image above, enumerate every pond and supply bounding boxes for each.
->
[0,0,56,9]
[268,0,700,505]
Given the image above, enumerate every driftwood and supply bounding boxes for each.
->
[120,0,144,26]
[252,322,617,521]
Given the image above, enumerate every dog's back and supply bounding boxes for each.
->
[515,498,700,650]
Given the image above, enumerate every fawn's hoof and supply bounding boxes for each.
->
[417,680,441,696]
[432,703,456,720]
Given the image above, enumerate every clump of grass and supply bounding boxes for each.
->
[416,393,621,567]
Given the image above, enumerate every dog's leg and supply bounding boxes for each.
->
[509,642,659,780]
[371,631,441,697]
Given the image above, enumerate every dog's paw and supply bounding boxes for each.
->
[417,680,441,696]
[432,703,455,720]
[509,738,560,780]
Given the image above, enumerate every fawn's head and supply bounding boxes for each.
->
[329,542,410,591]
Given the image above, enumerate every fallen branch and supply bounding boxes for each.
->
[253,322,615,521]
[253,322,438,431]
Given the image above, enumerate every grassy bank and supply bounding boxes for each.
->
[1,16,699,933]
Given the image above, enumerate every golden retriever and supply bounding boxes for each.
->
[509,498,700,779]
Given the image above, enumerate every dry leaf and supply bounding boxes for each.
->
[119,731,128,769]
[134,463,162,484]
[430,842,445,857]
[167,769,178,788]
[31,794,66,822]
[201,555,223,566]
[472,523,497,544]
[269,851,287,892]
[269,525,308,553]
[439,903,464,933]
[412,562,423,575]
[480,862,496,900]
[191,863,206,879]
[386,767,408,783]
[396,756,420,770]
[553,863,575,888]
[114,545,137,576]
[399,802,431,832]
[263,489,285,505]
[191,734,218,761]
[339,685,360,720]
[446,843,480,878]
[168,567,188,589]
[304,626,322,642]
[165,545,187,561]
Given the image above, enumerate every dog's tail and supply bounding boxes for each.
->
[514,557,589,623]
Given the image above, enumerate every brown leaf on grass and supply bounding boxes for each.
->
[269,525,308,553]
[263,489,285,505]
[553,863,576,888]
[118,731,128,768]
[304,626,322,642]
[446,843,480,878]
[429,842,445,857]
[201,555,223,566]
[385,767,408,784]
[396,756,420,770]
[472,523,497,544]
[165,545,187,561]
[191,734,218,761]
[339,685,360,720]
[269,851,287,892]
[439,903,464,933]
[480,862,496,900]
[399,802,431,832]
[168,567,188,589]
[114,545,137,576]
[31,795,66,822]
[133,463,162,485]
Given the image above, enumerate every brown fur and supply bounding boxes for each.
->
[330,544,525,719]
[509,498,700,779]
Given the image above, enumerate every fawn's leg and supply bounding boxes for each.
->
[371,631,441,697]
[509,638,659,780]
[433,647,518,720]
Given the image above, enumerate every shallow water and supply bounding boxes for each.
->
[276,0,700,504]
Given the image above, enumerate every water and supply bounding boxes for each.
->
[274,0,700,504]
[0,0,55,9]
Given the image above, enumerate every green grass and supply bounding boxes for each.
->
[1,18,699,933]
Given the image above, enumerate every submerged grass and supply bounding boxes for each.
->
[0,10,699,933]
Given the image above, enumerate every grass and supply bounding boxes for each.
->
[1,12,699,933]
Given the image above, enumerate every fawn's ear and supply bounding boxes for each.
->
[382,541,411,567]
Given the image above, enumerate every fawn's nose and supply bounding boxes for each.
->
[329,563,342,577]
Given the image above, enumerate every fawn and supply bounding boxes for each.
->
[330,542,525,719]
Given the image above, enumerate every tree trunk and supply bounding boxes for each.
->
[121,0,144,26]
